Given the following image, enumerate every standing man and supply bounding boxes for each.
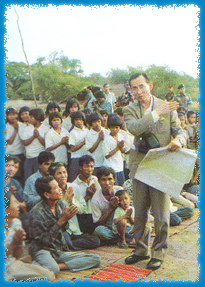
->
[83,86,96,110]
[103,84,116,112]
[123,73,186,270]
[175,84,193,111]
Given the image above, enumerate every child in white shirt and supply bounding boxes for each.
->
[45,111,69,165]
[62,98,80,132]
[21,108,49,181]
[69,111,88,182]
[103,115,128,186]
[85,112,109,175]
[42,101,61,127]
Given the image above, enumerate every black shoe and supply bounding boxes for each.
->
[125,254,150,265]
[147,258,163,270]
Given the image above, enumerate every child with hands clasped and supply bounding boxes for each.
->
[112,190,135,249]
[21,108,49,181]
[103,115,128,186]
[45,112,69,166]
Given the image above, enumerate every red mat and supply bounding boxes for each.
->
[88,263,152,282]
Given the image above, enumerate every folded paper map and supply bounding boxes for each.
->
[135,147,197,197]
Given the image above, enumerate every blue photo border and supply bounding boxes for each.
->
[1,0,203,286]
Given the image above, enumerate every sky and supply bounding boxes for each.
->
[4,4,200,79]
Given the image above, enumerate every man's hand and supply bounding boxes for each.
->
[109,196,119,210]
[58,205,78,227]
[13,228,26,246]
[85,183,97,201]
[167,138,182,152]
[155,100,179,116]
[64,186,74,203]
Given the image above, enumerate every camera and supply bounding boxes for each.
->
[138,132,160,153]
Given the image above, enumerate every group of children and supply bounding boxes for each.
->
[4,95,199,281]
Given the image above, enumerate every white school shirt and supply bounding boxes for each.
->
[91,186,123,226]
[119,129,134,168]
[62,116,72,132]
[5,122,25,155]
[112,206,135,233]
[102,132,129,173]
[42,118,50,128]
[85,127,109,168]
[71,175,101,214]
[45,127,69,165]
[21,124,49,158]
[69,126,88,158]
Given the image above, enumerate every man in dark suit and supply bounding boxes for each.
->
[123,73,187,270]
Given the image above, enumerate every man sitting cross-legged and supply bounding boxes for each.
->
[28,176,101,277]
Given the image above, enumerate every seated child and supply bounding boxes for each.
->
[112,190,135,248]
[4,190,55,281]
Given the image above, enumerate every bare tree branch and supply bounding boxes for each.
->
[13,5,38,107]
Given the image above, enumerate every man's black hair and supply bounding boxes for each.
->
[5,155,21,164]
[79,155,95,167]
[49,111,63,126]
[99,109,110,116]
[38,151,55,165]
[48,162,66,177]
[129,73,150,87]
[29,108,45,122]
[35,176,55,200]
[96,166,115,181]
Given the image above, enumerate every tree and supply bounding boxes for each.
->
[5,61,30,99]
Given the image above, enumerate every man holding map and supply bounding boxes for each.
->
[123,73,187,270]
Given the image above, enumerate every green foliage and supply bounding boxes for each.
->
[107,68,129,84]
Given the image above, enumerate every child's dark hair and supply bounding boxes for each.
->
[5,155,21,164]
[115,189,129,198]
[35,176,55,200]
[177,107,186,115]
[5,107,18,123]
[48,162,67,177]
[18,106,30,122]
[82,108,92,115]
[45,102,61,115]
[95,90,106,99]
[49,111,63,126]
[187,110,196,119]
[87,112,103,126]
[114,107,123,117]
[65,98,80,115]
[96,166,115,181]
[99,109,110,117]
[71,111,85,125]
[38,151,55,165]
[107,114,122,129]
[29,108,45,122]
[79,155,95,167]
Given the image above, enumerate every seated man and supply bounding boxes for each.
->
[71,155,101,234]
[91,167,123,242]
[24,151,55,211]
[29,176,100,276]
